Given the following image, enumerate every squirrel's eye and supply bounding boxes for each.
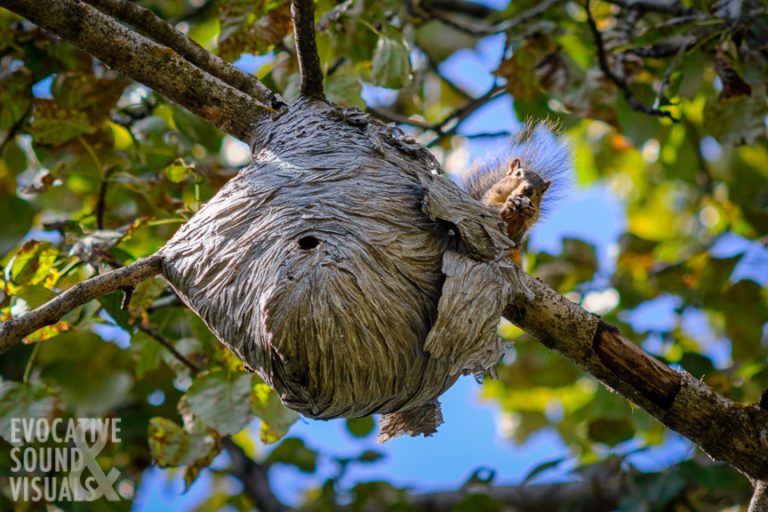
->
[515,170,523,177]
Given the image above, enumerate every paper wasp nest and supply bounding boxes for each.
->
[160,100,529,441]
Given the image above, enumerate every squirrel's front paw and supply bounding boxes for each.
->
[504,194,533,216]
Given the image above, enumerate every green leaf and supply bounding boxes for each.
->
[251,382,299,444]
[98,292,132,331]
[522,457,566,484]
[185,370,253,435]
[370,34,411,89]
[28,99,94,145]
[345,416,374,438]
[163,159,194,184]
[130,330,164,379]
[0,381,58,444]
[267,437,317,473]
[9,240,57,286]
[0,196,35,258]
[587,417,635,446]
[147,417,219,468]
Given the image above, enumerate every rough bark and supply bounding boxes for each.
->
[0,0,270,140]
[291,0,325,99]
[504,275,768,482]
[0,256,163,353]
[82,0,281,108]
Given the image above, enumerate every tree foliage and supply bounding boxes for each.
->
[0,0,766,509]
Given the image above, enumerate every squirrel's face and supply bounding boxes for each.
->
[483,160,552,210]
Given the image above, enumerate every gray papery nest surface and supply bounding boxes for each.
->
[161,99,531,441]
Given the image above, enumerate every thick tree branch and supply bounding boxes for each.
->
[0,0,270,141]
[504,273,768,483]
[291,0,325,99]
[0,255,163,354]
[82,0,282,109]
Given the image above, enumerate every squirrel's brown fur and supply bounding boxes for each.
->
[462,123,571,265]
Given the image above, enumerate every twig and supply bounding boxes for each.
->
[0,102,32,155]
[0,255,164,353]
[137,323,200,373]
[369,108,434,129]
[367,85,506,145]
[0,0,270,140]
[584,0,678,121]
[421,0,561,36]
[291,0,325,99]
[428,84,506,145]
[221,437,287,512]
[464,130,512,139]
[604,0,694,15]
[82,0,282,109]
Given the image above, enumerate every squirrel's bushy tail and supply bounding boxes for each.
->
[462,121,573,216]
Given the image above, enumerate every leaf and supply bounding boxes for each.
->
[267,437,317,473]
[127,277,167,317]
[147,417,219,470]
[370,34,411,89]
[52,72,129,121]
[493,35,556,101]
[218,0,292,61]
[130,330,164,378]
[98,292,132,331]
[522,457,566,484]
[0,196,35,258]
[28,99,94,145]
[722,280,768,361]
[453,493,502,512]
[9,240,58,286]
[185,370,253,435]
[325,63,365,109]
[345,416,374,438]
[587,417,635,446]
[251,382,299,444]
[163,159,194,184]
[0,381,58,444]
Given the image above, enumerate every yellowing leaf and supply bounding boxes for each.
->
[251,383,298,444]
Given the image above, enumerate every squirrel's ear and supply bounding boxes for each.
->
[543,179,552,193]
[506,158,522,176]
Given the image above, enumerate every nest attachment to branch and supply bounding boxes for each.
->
[160,99,530,441]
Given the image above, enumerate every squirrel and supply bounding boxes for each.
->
[461,123,571,265]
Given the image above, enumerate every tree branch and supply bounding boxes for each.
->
[584,0,678,121]
[0,0,271,141]
[291,0,325,99]
[0,255,164,354]
[369,84,505,145]
[504,272,768,483]
[137,323,200,374]
[420,0,562,36]
[221,437,287,512]
[82,0,282,109]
